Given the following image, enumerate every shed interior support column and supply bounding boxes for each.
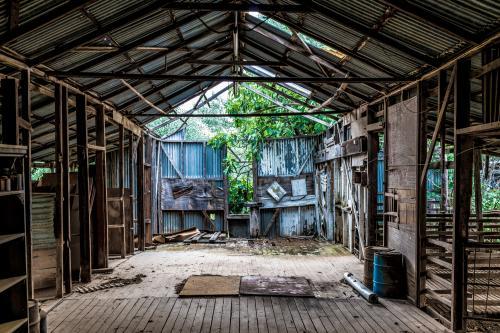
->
[94,104,108,268]
[54,83,64,297]
[128,131,135,254]
[76,94,92,282]
[61,85,71,293]
[137,135,145,251]
[366,106,378,246]
[382,98,388,247]
[416,81,427,308]
[451,58,473,332]
[119,124,126,258]
[438,70,448,240]
[20,70,34,298]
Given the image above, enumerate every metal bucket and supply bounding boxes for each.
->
[364,246,391,289]
[373,251,404,298]
[28,300,40,333]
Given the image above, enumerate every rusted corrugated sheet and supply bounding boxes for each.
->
[161,141,224,179]
[162,211,224,233]
[32,193,56,250]
[258,136,319,177]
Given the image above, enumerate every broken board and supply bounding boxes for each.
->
[179,275,241,297]
[240,276,314,297]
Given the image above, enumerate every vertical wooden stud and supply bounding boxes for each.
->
[54,83,64,297]
[61,86,71,293]
[94,104,108,268]
[76,94,91,282]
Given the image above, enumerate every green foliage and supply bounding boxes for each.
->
[31,167,51,181]
[209,84,331,213]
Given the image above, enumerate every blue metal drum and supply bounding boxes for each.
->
[373,251,404,298]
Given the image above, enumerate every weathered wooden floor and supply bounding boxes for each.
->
[47,296,450,333]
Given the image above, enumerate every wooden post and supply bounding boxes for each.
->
[76,94,91,282]
[1,78,19,144]
[451,58,473,332]
[20,70,34,298]
[128,132,135,254]
[223,145,229,234]
[61,85,71,293]
[54,83,64,297]
[416,81,427,307]
[382,98,389,247]
[119,125,126,258]
[137,135,145,251]
[366,106,378,246]
[438,70,448,240]
[94,104,108,267]
[473,149,483,242]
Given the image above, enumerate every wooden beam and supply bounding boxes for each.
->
[46,71,412,83]
[416,81,427,307]
[473,148,483,242]
[76,94,92,283]
[455,121,500,135]
[7,0,19,32]
[119,125,126,258]
[366,106,378,247]
[60,85,71,293]
[128,132,135,255]
[137,135,145,251]
[419,66,456,186]
[471,57,500,78]
[451,58,473,332]
[54,83,64,298]
[186,59,285,67]
[94,104,108,268]
[20,69,34,298]
[263,209,281,236]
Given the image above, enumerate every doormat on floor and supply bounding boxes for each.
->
[240,276,314,297]
[179,275,241,297]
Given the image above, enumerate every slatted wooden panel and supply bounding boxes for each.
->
[47,296,449,333]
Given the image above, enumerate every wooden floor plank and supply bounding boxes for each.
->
[87,298,126,333]
[348,299,386,333]
[210,297,224,333]
[293,297,317,333]
[129,297,162,333]
[220,297,233,333]
[115,297,148,333]
[307,298,336,333]
[239,296,249,333]
[328,300,364,333]
[105,298,141,333]
[270,297,288,333]
[379,298,433,333]
[230,297,240,333]
[171,298,193,332]
[246,297,259,333]
[145,297,176,333]
[286,297,306,333]
[46,295,448,333]
[190,298,208,333]
[255,296,269,333]
[53,298,97,333]
[181,298,200,333]
[278,297,297,333]
[263,296,279,333]
[47,299,81,331]
[200,298,216,333]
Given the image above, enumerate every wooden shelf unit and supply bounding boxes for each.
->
[0,77,29,332]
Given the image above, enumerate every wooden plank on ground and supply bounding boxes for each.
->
[293,298,316,333]
[115,297,147,333]
[144,297,176,332]
[279,297,298,333]
[230,297,240,333]
[211,297,224,333]
[129,297,162,333]
[263,296,279,333]
[220,297,232,333]
[255,296,269,333]
[190,298,207,333]
[200,298,216,333]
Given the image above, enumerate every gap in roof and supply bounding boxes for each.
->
[247,12,346,60]
[247,66,312,96]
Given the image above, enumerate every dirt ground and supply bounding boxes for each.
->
[57,239,364,301]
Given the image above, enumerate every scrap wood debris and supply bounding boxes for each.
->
[152,227,226,244]
[74,274,146,294]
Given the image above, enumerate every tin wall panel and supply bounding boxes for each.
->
[32,193,56,250]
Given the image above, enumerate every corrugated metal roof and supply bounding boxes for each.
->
[0,0,496,162]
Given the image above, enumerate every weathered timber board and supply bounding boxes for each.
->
[161,178,225,211]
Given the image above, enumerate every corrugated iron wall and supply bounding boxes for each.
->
[32,193,56,250]
[161,141,224,179]
[160,140,226,233]
[258,136,318,176]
